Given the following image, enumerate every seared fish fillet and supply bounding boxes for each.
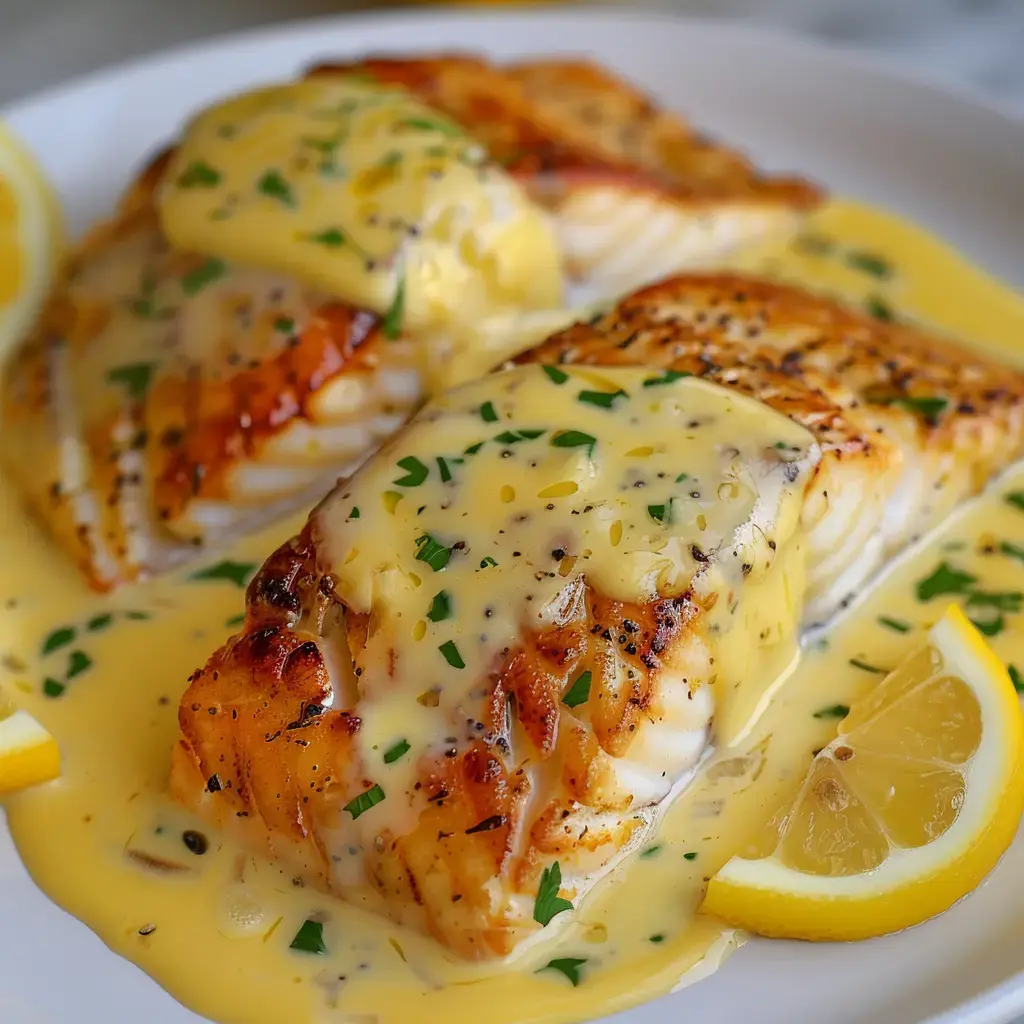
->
[518,273,1024,620]
[173,366,818,958]
[307,55,823,297]
[1,77,561,590]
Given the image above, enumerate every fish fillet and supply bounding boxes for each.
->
[173,366,818,959]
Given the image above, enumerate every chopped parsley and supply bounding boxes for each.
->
[289,919,327,955]
[538,958,586,987]
[877,615,911,634]
[533,861,573,926]
[647,502,672,526]
[562,670,592,709]
[966,591,1022,612]
[383,739,411,764]
[309,228,346,247]
[415,534,452,572]
[400,116,463,136]
[865,295,895,322]
[1005,492,1024,513]
[889,395,949,420]
[639,845,661,859]
[41,627,75,655]
[464,441,485,456]
[348,506,360,519]
[848,659,885,674]
[577,388,627,409]
[427,591,451,622]
[42,678,65,698]
[794,234,835,256]
[66,650,92,679]
[970,613,1006,637]
[683,851,698,861]
[846,250,892,279]
[382,269,405,340]
[393,456,429,487]
[189,560,257,588]
[642,369,692,388]
[257,169,295,206]
[181,258,227,296]
[1000,541,1024,563]
[916,562,977,602]
[86,614,114,633]
[274,316,295,334]
[479,556,498,569]
[1009,665,1024,693]
[814,703,851,719]
[438,640,465,669]
[495,428,545,445]
[675,472,689,483]
[106,362,156,401]
[479,401,499,423]
[649,934,665,944]
[550,430,597,452]
[437,457,454,483]
[542,365,569,385]
[177,160,221,188]
[344,784,385,820]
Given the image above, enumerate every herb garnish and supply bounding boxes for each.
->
[182,258,227,295]
[382,269,405,340]
[888,396,949,420]
[1009,665,1024,693]
[578,388,627,409]
[538,958,586,987]
[479,556,498,568]
[639,845,661,859]
[400,116,463,136]
[649,934,665,944]
[427,591,451,622]
[309,228,346,247]
[970,614,1006,637]
[966,591,1022,612]
[1006,492,1024,513]
[647,502,672,526]
[814,703,851,718]
[846,251,892,279]
[289,919,327,955]
[394,456,429,487]
[415,534,452,571]
[480,401,499,423]
[349,506,360,519]
[257,170,295,206]
[865,295,895,322]
[916,562,977,602]
[533,862,573,926]
[877,615,911,634]
[550,430,597,453]
[683,851,698,861]
[42,678,65,698]
[848,659,885,674]
[66,650,92,679]
[189,560,257,588]
[41,627,75,655]
[542,365,569,385]
[562,670,592,709]
[643,369,692,388]
[177,160,221,188]
[344,784,385,820]
[384,739,411,764]
[999,541,1024,563]
[439,640,465,669]
[437,457,454,483]
[87,614,114,633]
[464,441,485,456]
[107,362,156,401]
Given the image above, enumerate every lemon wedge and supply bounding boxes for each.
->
[702,605,1024,940]
[0,686,60,795]
[0,121,62,364]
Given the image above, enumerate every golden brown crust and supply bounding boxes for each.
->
[306,54,823,210]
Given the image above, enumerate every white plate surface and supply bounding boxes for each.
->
[1,9,1024,1024]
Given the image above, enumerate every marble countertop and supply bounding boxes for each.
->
[0,0,1022,115]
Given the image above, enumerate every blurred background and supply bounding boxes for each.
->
[0,0,1022,113]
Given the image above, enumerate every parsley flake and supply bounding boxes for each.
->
[177,160,221,188]
[1006,492,1024,513]
[578,388,627,409]
[683,851,698,861]
[257,170,295,206]
[182,258,227,295]
[107,362,156,401]
[1009,665,1024,693]
[1000,541,1024,563]
[533,862,573,926]
[848,659,885,674]
[538,958,586,987]
[41,627,75,655]
[427,591,452,623]
[66,650,92,679]
[550,430,597,452]
[479,556,498,568]
[542,365,569,385]
[439,640,465,669]
[382,269,405,340]
[917,562,977,601]
[877,615,911,634]
[639,845,661,859]
[344,784,385,820]
[415,534,452,572]
[814,704,851,719]
[384,739,411,764]
[889,395,949,420]
[562,670,592,708]
[865,295,895,322]
[394,456,429,487]
[846,250,892,279]
[647,502,672,526]
[479,401,499,423]
[643,369,692,388]
[87,614,114,633]
[289,919,327,955]
[43,678,65,698]
[310,228,346,247]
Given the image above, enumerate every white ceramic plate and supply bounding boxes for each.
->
[2,10,1024,1024]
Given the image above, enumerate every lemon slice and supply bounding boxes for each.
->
[0,121,62,364]
[0,686,60,795]
[702,605,1024,940]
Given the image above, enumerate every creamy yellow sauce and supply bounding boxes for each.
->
[2,197,1024,1024]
